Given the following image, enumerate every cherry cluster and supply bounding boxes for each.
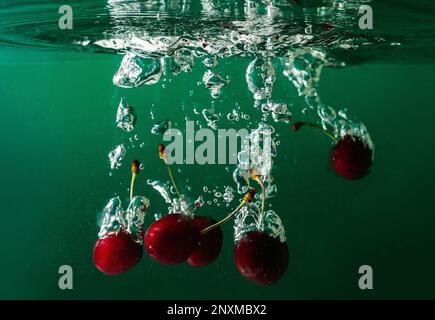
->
[93,121,373,286]
[93,146,289,286]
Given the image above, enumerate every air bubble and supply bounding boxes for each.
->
[203,70,229,99]
[108,144,126,170]
[116,97,136,132]
[113,52,162,88]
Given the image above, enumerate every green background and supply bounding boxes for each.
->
[0,48,435,299]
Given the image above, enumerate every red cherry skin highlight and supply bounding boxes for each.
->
[187,216,223,267]
[145,213,199,265]
[234,231,289,285]
[93,231,143,275]
[331,135,373,180]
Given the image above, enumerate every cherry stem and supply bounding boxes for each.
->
[200,188,256,235]
[159,144,182,199]
[130,160,140,201]
[130,173,137,201]
[295,121,338,143]
[166,164,182,199]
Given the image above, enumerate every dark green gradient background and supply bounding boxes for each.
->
[0,48,434,299]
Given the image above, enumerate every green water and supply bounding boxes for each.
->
[1,0,435,299]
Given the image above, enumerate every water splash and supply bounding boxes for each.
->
[169,196,194,217]
[44,0,386,258]
[203,56,218,68]
[236,122,275,178]
[262,210,286,242]
[108,144,126,170]
[246,57,275,101]
[234,205,259,242]
[283,48,329,105]
[151,120,172,134]
[125,196,150,240]
[147,179,172,204]
[234,204,286,243]
[233,167,250,194]
[3,0,413,66]
[98,196,150,242]
[223,186,235,203]
[227,109,241,122]
[283,47,373,149]
[202,108,220,129]
[113,52,162,88]
[203,70,229,99]
[261,101,292,123]
[174,48,195,73]
[116,97,137,132]
[266,183,278,198]
[98,197,125,238]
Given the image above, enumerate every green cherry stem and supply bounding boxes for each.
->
[200,188,256,235]
[292,121,338,143]
[159,144,182,199]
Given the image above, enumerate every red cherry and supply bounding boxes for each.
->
[145,213,199,265]
[93,231,143,275]
[234,231,289,285]
[187,216,223,267]
[331,135,373,180]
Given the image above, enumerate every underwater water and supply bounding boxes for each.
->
[1,0,435,299]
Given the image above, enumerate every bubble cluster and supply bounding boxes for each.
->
[203,70,230,99]
[151,120,171,134]
[98,196,149,242]
[98,0,377,255]
[116,97,137,132]
[202,108,220,130]
[246,58,275,101]
[108,144,126,170]
[113,53,162,88]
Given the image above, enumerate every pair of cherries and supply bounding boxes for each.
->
[93,214,222,273]
[291,121,373,180]
[145,213,222,267]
